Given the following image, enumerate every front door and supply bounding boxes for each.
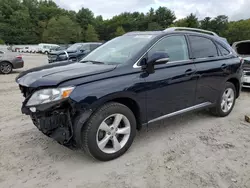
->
[143,35,198,122]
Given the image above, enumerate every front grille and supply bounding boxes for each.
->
[243,71,250,76]
[243,82,250,86]
[31,112,68,134]
[48,54,57,60]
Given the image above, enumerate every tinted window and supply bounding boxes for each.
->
[217,43,230,56]
[148,35,189,62]
[189,36,218,58]
[90,44,100,50]
[80,44,90,51]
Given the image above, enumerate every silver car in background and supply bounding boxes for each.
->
[0,50,24,74]
[232,40,250,88]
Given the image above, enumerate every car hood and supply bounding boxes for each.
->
[16,61,117,88]
[49,50,77,55]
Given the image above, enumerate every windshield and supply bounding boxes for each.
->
[81,35,155,64]
[67,43,84,51]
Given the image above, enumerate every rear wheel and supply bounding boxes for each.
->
[80,102,136,161]
[0,62,12,74]
[211,82,236,117]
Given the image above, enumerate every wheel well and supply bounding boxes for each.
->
[227,78,240,98]
[111,98,141,130]
[0,61,13,67]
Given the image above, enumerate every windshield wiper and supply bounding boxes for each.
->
[81,60,105,64]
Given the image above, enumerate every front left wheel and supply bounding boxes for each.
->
[79,102,136,161]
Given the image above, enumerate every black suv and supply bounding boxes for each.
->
[16,28,243,161]
[48,42,102,63]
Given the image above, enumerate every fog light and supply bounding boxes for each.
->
[30,107,36,112]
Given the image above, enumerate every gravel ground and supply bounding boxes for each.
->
[0,54,250,188]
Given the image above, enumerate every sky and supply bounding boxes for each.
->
[54,0,250,21]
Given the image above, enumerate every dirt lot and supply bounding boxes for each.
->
[0,54,250,188]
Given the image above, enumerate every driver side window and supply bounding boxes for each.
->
[148,35,189,62]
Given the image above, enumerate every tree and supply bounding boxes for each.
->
[155,7,176,28]
[85,24,99,42]
[115,26,125,36]
[147,22,162,31]
[76,8,94,30]
[0,39,5,44]
[174,13,199,28]
[42,16,81,43]
[200,17,212,30]
[224,19,250,44]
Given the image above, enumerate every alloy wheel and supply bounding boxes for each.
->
[0,63,12,74]
[96,113,131,154]
[221,88,234,113]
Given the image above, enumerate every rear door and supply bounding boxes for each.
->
[188,35,231,104]
[144,35,198,121]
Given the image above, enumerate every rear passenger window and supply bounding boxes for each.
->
[189,36,218,59]
[217,44,230,56]
[148,35,189,62]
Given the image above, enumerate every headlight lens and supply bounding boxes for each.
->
[26,86,75,106]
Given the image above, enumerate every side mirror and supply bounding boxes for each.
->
[142,52,169,74]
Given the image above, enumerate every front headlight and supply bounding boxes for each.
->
[26,86,75,106]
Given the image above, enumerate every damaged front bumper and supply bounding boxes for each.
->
[18,85,93,148]
[23,100,74,145]
[19,84,76,145]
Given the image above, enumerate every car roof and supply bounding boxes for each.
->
[74,42,102,45]
[125,29,230,48]
[125,30,217,38]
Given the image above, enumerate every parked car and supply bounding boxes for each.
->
[0,51,24,74]
[232,40,250,88]
[16,27,242,161]
[21,47,30,53]
[38,43,60,54]
[48,42,102,63]
[49,45,67,53]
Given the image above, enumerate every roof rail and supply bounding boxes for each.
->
[164,27,219,36]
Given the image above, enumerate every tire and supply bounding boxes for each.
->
[0,62,12,74]
[79,102,136,161]
[69,57,77,62]
[211,82,236,117]
[44,51,48,55]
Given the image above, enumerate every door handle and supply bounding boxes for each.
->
[221,64,227,69]
[185,69,195,75]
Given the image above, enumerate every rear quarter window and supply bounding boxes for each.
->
[189,35,218,59]
[217,43,230,56]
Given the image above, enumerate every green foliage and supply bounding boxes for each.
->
[0,39,5,44]
[85,24,99,42]
[0,0,249,44]
[42,16,81,44]
[224,19,250,44]
[115,26,125,36]
[174,13,199,28]
[147,22,162,31]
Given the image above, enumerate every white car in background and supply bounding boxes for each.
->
[38,43,60,54]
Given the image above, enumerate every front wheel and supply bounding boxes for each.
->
[0,62,12,74]
[211,82,236,117]
[79,102,136,161]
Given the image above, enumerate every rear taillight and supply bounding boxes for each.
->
[16,55,22,59]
